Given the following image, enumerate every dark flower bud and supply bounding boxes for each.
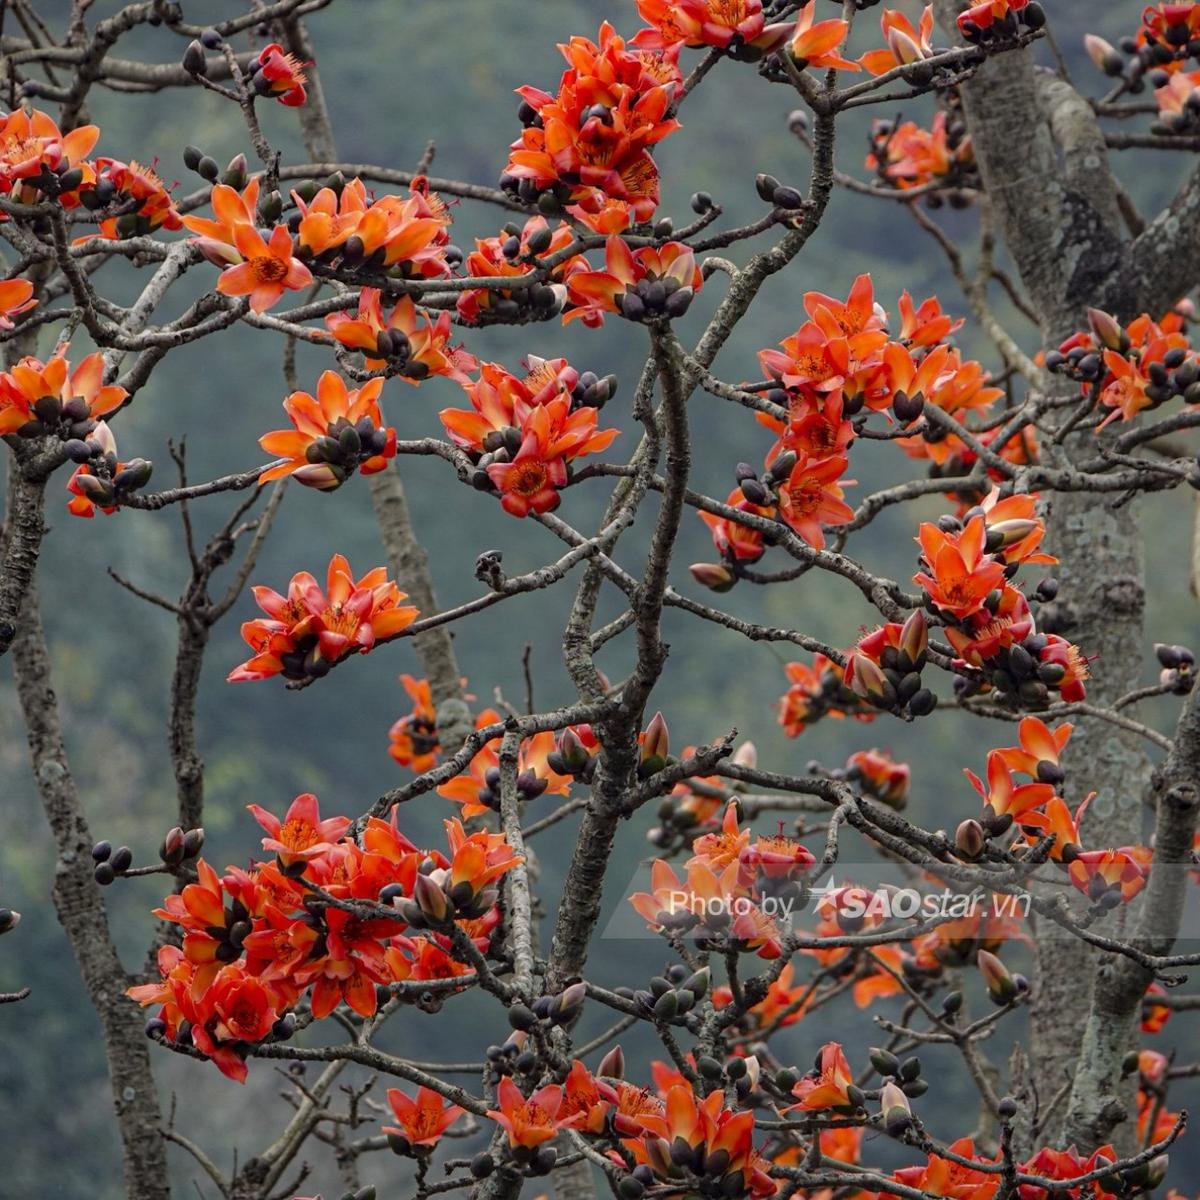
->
[160,826,186,865]
[471,1153,495,1179]
[755,173,782,202]
[0,908,20,935]
[183,40,208,75]
[200,28,223,49]
[533,1146,558,1174]
[893,389,925,423]
[618,1175,645,1200]
[94,862,116,886]
[92,840,113,863]
[599,1045,625,1080]
[691,191,714,213]
[870,1047,901,1076]
[181,828,205,859]
[698,1056,724,1080]
[772,185,805,210]
[110,846,133,874]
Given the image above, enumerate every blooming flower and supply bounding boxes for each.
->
[488,1076,582,1149]
[791,2,859,71]
[389,675,440,772]
[0,277,35,330]
[383,1087,465,1150]
[0,107,98,194]
[258,370,395,490]
[0,348,125,436]
[860,6,936,75]
[790,1042,856,1111]
[252,42,307,106]
[247,792,351,868]
[565,237,700,325]
[914,516,1006,620]
[214,223,313,312]
[229,553,419,682]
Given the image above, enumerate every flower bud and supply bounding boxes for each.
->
[292,462,346,491]
[598,1044,625,1079]
[0,908,20,935]
[183,40,208,76]
[847,654,894,707]
[887,27,924,65]
[639,712,669,774]
[159,826,186,866]
[899,610,928,668]
[1086,307,1125,351]
[1084,35,1125,77]
[977,949,1017,1005]
[880,1081,913,1137]
[555,981,587,1022]
[870,1047,901,1076]
[690,562,736,593]
[955,818,986,861]
[414,872,450,925]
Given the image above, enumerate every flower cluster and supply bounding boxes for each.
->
[440,356,619,517]
[258,370,396,490]
[956,0,1044,43]
[130,795,520,1081]
[502,22,681,230]
[229,553,418,682]
[778,653,876,737]
[962,717,1150,905]
[388,675,440,772]
[630,803,815,961]
[325,288,475,382]
[866,111,977,198]
[290,176,454,278]
[915,494,1089,709]
[693,277,1012,574]
[1047,306,1198,427]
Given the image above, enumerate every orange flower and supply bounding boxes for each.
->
[791,2,859,71]
[0,107,97,192]
[229,553,418,682]
[994,716,1072,782]
[214,223,313,312]
[965,752,1055,821]
[74,158,183,240]
[957,0,1029,37]
[327,290,475,382]
[0,277,35,330]
[914,515,1006,620]
[389,676,440,772]
[776,453,854,548]
[860,6,935,74]
[1068,848,1150,905]
[1020,794,1091,861]
[443,818,522,910]
[297,904,401,1018]
[847,748,910,808]
[565,236,700,325]
[258,370,395,490]
[383,1087,464,1150]
[182,178,262,256]
[252,42,307,106]
[455,216,586,325]
[779,654,871,735]
[64,421,152,518]
[247,792,351,868]
[699,487,773,566]
[488,1076,582,1150]
[0,348,125,436]
[561,1060,619,1135]
[790,1042,856,1111]
[437,715,571,818]
[634,0,765,49]
[886,1137,999,1200]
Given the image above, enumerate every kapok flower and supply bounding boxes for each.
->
[1068,848,1150,905]
[0,107,98,193]
[488,1076,582,1150]
[327,290,475,382]
[0,348,125,436]
[561,1060,619,1135]
[790,3,859,71]
[258,371,395,490]
[887,1137,999,1200]
[860,6,936,75]
[779,654,872,735]
[65,421,152,518]
[247,792,350,868]
[790,1042,857,1111]
[957,0,1030,37]
[214,223,313,312]
[739,825,816,886]
[76,158,183,240]
[1020,793,1091,862]
[965,752,1055,822]
[994,716,1072,783]
[565,237,700,326]
[0,277,35,330]
[228,553,418,682]
[914,516,1006,621]
[699,487,773,566]
[634,0,765,50]
[776,453,854,548]
[252,43,307,106]
[189,962,281,1083]
[181,178,262,255]
[383,1087,464,1151]
[389,675,440,772]
[443,819,522,910]
[847,748,910,808]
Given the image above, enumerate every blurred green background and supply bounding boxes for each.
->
[1,2,1197,1196]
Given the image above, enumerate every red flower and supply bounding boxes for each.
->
[327,289,475,381]
[914,515,1006,620]
[634,0,765,50]
[190,962,281,1083]
[565,236,700,325]
[488,1076,583,1149]
[860,6,936,75]
[247,792,351,868]
[885,1137,999,1200]
[0,107,97,193]
[965,752,1055,821]
[73,158,183,240]
[1068,848,1150,905]
[699,487,773,566]
[389,675,440,772]
[383,1087,465,1150]
[229,553,419,682]
[253,42,307,106]
[258,370,395,490]
[776,453,854,548]
[957,0,1029,37]
[214,223,314,312]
